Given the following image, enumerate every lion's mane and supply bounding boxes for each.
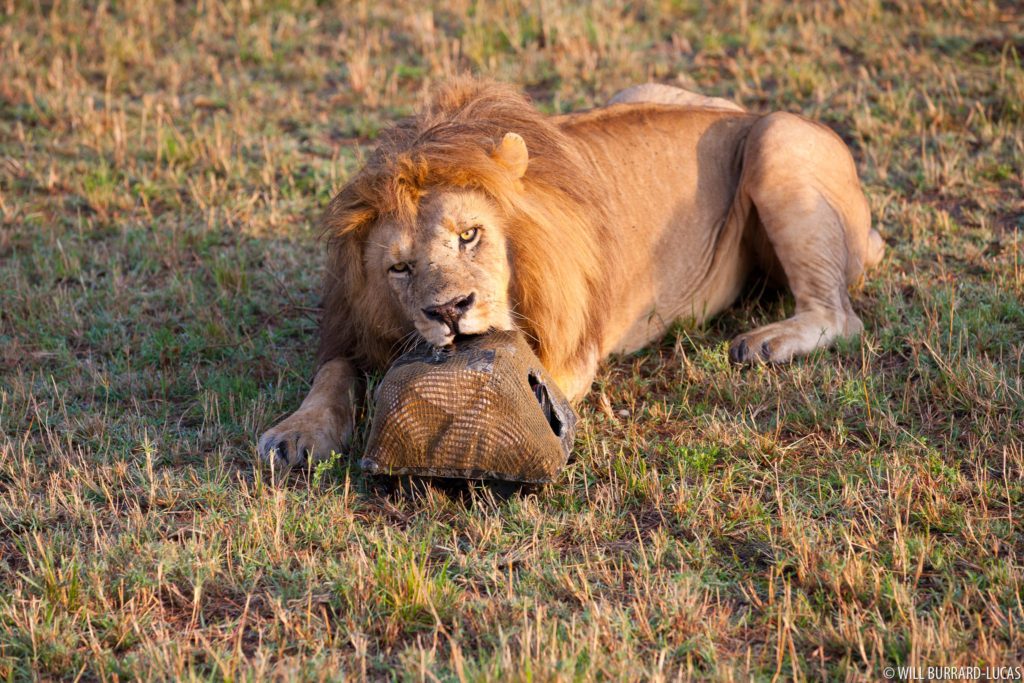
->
[317,78,614,378]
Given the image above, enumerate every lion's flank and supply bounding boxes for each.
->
[317,78,615,377]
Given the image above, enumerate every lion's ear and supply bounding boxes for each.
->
[492,132,529,179]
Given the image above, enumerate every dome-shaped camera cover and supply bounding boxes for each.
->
[360,330,577,483]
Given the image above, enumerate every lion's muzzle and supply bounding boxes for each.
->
[422,292,476,334]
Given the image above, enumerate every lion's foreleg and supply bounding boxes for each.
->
[257,358,360,470]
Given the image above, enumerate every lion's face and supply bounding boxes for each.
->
[365,188,515,348]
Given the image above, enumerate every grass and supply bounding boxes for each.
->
[1,0,1022,679]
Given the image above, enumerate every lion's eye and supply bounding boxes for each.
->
[389,262,409,273]
[459,227,479,244]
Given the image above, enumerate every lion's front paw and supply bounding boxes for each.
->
[257,408,352,472]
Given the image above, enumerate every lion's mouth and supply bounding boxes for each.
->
[453,331,486,344]
[419,326,500,350]
[426,331,486,359]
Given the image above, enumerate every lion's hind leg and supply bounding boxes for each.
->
[729,112,880,364]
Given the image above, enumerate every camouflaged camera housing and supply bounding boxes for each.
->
[360,330,577,484]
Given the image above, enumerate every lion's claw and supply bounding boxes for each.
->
[728,336,777,364]
[728,338,749,364]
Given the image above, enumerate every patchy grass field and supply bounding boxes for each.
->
[1,0,1023,679]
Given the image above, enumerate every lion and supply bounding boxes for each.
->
[258,78,884,469]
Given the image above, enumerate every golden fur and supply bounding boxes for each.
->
[257,78,884,469]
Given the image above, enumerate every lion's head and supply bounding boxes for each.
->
[364,182,516,348]
[316,79,614,388]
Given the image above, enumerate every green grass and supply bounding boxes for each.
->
[1,0,1023,679]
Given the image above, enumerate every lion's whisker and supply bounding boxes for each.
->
[390,329,422,357]
[509,307,541,345]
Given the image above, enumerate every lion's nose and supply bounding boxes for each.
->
[422,293,475,332]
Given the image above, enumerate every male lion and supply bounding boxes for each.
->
[258,78,884,469]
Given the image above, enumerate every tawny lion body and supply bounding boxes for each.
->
[258,79,884,469]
